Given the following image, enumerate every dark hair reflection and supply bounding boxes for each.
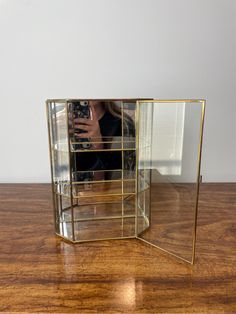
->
[71,100,135,181]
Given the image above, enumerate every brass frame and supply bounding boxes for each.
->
[46,98,205,265]
[136,99,206,265]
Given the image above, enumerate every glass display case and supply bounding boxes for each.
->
[46,99,205,264]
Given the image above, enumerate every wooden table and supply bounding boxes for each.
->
[0,183,235,313]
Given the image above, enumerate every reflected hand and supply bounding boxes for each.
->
[74,105,103,149]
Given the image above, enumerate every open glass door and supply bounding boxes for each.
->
[136,100,205,264]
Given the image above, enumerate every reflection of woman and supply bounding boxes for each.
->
[72,100,135,180]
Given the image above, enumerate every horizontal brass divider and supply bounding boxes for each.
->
[61,214,136,223]
[56,192,136,199]
[57,179,136,185]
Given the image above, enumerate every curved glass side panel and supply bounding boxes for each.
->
[137,102,153,235]
[48,101,70,183]
[137,100,205,264]
[47,101,71,239]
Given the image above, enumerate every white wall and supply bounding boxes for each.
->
[0,0,235,183]
[150,102,202,183]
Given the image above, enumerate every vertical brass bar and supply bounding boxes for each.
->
[142,104,147,227]
[58,183,64,237]
[65,101,75,241]
[52,101,63,236]
[191,100,206,265]
[148,102,154,228]
[121,101,124,233]
[46,101,59,234]
[59,183,63,217]
[135,101,140,236]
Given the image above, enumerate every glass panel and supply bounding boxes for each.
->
[48,101,70,183]
[55,188,133,241]
[62,196,135,221]
[122,101,136,140]
[70,137,135,151]
[72,169,135,182]
[56,193,74,240]
[74,217,135,241]
[137,102,153,235]
[47,101,72,241]
[137,100,204,263]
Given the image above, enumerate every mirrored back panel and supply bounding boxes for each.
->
[137,100,205,264]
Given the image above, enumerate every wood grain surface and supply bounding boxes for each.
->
[138,182,198,262]
[0,183,235,313]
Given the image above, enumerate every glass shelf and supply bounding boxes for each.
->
[55,180,136,199]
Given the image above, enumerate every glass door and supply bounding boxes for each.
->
[136,100,205,264]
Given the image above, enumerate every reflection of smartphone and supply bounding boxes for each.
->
[72,101,92,150]
[70,101,94,186]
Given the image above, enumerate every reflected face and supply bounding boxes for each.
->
[89,100,102,107]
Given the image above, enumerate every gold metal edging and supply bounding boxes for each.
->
[63,192,136,199]
[74,169,129,173]
[135,99,205,265]
[61,198,135,210]
[55,233,136,243]
[65,100,76,241]
[71,139,135,144]
[71,148,136,153]
[47,98,147,103]
[46,101,59,233]
[191,100,206,265]
[69,178,135,184]
[138,99,206,103]
[61,214,136,223]
[137,237,192,265]
[71,236,137,244]
[52,101,66,236]
[121,101,125,234]
[135,101,140,236]
[148,102,154,229]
